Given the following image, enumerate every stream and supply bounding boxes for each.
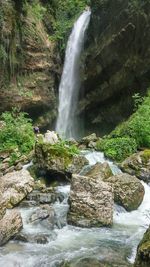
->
[0,151,150,267]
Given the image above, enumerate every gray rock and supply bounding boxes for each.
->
[26,191,57,204]
[29,205,56,229]
[67,174,113,227]
[103,173,145,211]
[0,210,23,246]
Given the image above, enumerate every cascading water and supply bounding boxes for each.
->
[1,151,150,266]
[56,10,91,139]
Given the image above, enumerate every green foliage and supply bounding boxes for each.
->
[30,2,46,21]
[49,0,90,52]
[97,90,150,162]
[97,137,137,162]
[40,138,79,158]
[112,91,150,148]
[0,109,35,165]
[132,93,144,111]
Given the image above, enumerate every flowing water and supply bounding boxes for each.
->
[56,10,91,139]
[0,151,150,267]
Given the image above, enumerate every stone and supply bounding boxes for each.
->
[85,162,113,180]
[120,150,150,183]
[103,173,145,211]
[35,140,89,176]
[0,191,6,220]
[0,210,23,246]
[26,191,57,204]
[44,130,59,144]
[67,174,113,227]
[67,155,89,175]
[81,133,98,146]
[14,162,23,171]
[29,205,56,229]
[134,226,150,267]
[0,169,34,208]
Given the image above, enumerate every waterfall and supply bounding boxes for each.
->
[56,9,91,139]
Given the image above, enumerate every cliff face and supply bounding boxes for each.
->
[79,0,150,135]
[0,0,60,128]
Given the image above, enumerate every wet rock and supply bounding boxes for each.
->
[0,169,34,208]
[14,233,52,244]
[120,150,150,183]
[14,233,28,243]
[19,200,37,208]
[0,210,23,246]
[29,205,56,229]
[81,133,98,147]
[103,173,145,211]
[85,162,113,180]
[134,226,150,267]
[34,234,49,244]
[67,174,113,227]
[26,191,57,204]
[67,155,89,175]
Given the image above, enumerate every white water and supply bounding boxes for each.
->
[56,10,91,139]
[0,151,150,266]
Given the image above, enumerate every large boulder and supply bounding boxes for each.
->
[0,210,23,246]
[103,173,145,211]
[0,169,34,208]
[67,174,113,227]
[134,226,150,267]
[120,150,150,183]
[35,139,88,177]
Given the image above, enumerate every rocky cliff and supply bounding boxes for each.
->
[0,0,61,128]
[79,0,150,135]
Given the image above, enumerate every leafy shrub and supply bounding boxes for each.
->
[111,91,150,148]
[97,90,150,162]
[0,109,35,165]
[49,0,90,52]
[97,137,137,162]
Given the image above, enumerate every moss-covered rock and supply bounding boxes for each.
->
[34,133,88,178]
[134,226,150,267]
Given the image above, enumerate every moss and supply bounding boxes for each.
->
[141,149,150,163]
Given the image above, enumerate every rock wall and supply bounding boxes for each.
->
[0,0,61,128]
[79,0,150,135]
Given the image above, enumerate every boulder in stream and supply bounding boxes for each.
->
[0,169,34,208]
[67,174,113,227]
[120,150,150,183]
[0,210,23,246]
[103,173,145,211]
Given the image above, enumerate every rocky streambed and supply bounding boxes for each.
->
[0,150,150,267]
